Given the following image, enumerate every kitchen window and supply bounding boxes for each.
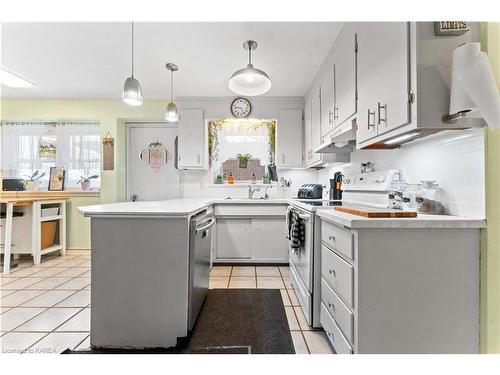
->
[1,121,101,190]
[208,119,276,181]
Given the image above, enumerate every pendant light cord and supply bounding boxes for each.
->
[170,70,173,102]
[131,22,135,77]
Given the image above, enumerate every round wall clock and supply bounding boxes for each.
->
[231,97,252,118]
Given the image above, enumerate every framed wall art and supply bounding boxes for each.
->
[48,167,66,191]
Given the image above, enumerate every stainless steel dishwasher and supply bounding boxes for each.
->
[188,208,214,330]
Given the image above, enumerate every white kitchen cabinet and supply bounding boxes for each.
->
[215,218,251,259]
[310,86,322,164]
[355,22,481,148]
[249,218,289,262]
[357,22,411,145]
[333,28,357,128]
[320,67,335,137]
[214,204,288,263]
[304,97,312,164]
[177,108,206,169]
[318,214,481,353]
[277,109,303,168]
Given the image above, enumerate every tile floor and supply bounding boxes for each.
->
[1,254,333,354]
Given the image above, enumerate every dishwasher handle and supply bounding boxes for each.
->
[195,218,215,234]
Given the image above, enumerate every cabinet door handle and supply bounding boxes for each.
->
[368,109,375,129]
[282,154,285,164]
[378,102,387,125]
[328,302,336,312]
[334,107,339,121]
[328,269,336,277]
[329,110,333,125]
[328,235,336,242]
[197,154,201,163]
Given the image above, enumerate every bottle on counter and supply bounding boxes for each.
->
[416,181,443,214]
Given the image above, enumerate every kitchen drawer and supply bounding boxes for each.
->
[321,220,353,260]
[321,245,354,308]
[320,302,353,354]
[214,204,286,217]
[321,277,354,344]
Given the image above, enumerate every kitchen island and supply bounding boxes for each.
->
[78,198,289,349]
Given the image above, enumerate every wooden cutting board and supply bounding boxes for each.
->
[335,206,417,218]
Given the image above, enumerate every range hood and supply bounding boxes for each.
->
[314,118,356,154]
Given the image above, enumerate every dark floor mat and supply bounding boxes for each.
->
[63,289,294,354]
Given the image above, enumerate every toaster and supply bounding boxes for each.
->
[297,184,323,199]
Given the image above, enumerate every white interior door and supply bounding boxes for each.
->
[126,123,181,202]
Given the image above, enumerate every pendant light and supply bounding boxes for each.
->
[165,63,179,122]
[122,22,143,106]
[229,40,271,96]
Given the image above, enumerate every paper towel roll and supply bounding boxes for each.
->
[449,42,500,128]
[459,52,500,128]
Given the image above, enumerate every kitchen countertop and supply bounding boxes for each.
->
[316,208,486,229]
[78,198,289,218]
[79,198,486,228]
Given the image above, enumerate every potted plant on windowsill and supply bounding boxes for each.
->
[214,174,224,184]
[22,170,45,191]
[77,175,99,191]
[236,153,252,169]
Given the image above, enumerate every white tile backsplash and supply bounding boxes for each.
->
[317,128,485,219]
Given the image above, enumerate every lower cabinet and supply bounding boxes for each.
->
[214,207,288,263]
[216,218,251,259]
[318,215,481,354]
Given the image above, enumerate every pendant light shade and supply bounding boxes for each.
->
[165,63,179,122]
[123,22,143,106]
[229,40,271,96]
[123,76,143,106]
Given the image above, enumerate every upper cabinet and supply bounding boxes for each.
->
[357,23,411,145]
[308,22,482,152]
[320,67,335,138]
[355,22,482,148]
[178,108,207,169]
[277,109,303,168]
[333,28,357,128]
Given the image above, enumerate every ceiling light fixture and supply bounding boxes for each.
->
[165,63,179,122]
[122,22,143,106]
[0,68,35,88]
[384,132,421,145]
[229,40,271,96]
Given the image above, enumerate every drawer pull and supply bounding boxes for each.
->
[327,302,336,312]
[328,269,336,276]
[328,235,336,242]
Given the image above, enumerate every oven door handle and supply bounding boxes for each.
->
[297,213,311,222]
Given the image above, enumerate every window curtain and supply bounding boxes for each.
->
[1,122,56,184]
[217,122,271,167]
[0,121,100,188]
[56,121,101,187]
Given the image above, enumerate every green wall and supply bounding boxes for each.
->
[1,99,168,248]
[482,22,500,354]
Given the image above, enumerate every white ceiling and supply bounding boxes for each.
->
[0,22,343,99]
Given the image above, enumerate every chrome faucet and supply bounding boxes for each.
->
[262,185,273,200]
[248,185,261,199]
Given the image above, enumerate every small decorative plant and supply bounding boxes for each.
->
[236,153,252,168]
[77,174,99,191]
[22,170,45,191]
[215,174,224,184]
